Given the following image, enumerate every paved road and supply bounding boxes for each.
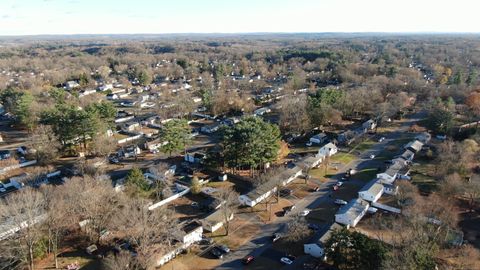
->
[216,112,425,270]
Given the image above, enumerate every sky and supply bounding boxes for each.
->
[0,0,479,35]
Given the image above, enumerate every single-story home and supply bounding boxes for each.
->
[358,179,384,202]
[310,133,328,144]
[415,132,431,144]
[318,143,338,157]
[238,166,302,207]
[362,119,377,130]
[399,149,415,162]
[304,223,343,259]
[184,151,206,164]
[300,155,323,171]
[200,123,221,134]
[335,198,369,227]
[202,209,234,232]
[156,221,203,266]
[405,140,424,153]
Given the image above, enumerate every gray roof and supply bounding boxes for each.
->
[405,140,423,152]
[336,198,369,219]
[244,166,302,200]
[359,179,384,196]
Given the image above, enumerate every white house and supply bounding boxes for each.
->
[415,132,431,144]
[310,133,328,144]
[98,84,113,91]
[156,221,203,266]
[318,143,338,157]
[184,152,206,164]
[405,140,424,153]
[335,198,369,227]
[238,166,302,207]
[65,80,79,90]
[362,119,377,130]
[202,209,234,232]
[301,155,323,172]
[358,179,384,202]
[106,93,119,100]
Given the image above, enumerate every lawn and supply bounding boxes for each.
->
[353,168,378,182]
[352,139,375,152]
[410,162,438,194]
[331,152,356,164]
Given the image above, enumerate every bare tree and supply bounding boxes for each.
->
[102,251,143,270]
[277,94,310,135]
[110,198,178,268]
[26,124,61,165]
[90,134,117,158]
[284,216,309,243]
[0,188,46,270]
[216,187,238,236]
[63,175,123,244]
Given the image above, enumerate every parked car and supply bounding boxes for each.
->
[308,224,320,230]
[199,235,213,245]
[299,209,310,217]
[336,181,344,187]
[280,257,293,265]
[311,186,320,192]
[272,233,282,242]
[242,255,254,265]
[378,137,385,142]
[285,205,296,211]
[369,154,376,159]
[333,185,339,191]
[217,245,230,253]
[285,254,296,261]
[334,199,348,205]
[210,247,223,259]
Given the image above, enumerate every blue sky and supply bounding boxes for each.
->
[0,0,479,35]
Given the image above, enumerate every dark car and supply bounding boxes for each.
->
[210,247,223,259]
[272,233,282,242]
[285,254,296,261]
[308,223,320,230]
[199,235,213,245]
[217,245,230,253]
[242,255,255,265]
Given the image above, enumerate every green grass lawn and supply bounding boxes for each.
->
[352,139,375,152]
[331,152,356,164]
[410,161,438,194]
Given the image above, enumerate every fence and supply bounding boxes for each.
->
[148,187,190,211]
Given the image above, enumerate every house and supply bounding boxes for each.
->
[106,93,119,100]
[358,179,384,202]
[304,223,343,259]
[253,107,271,116]
[318,143,338,157]
[362,119,377,130]
[399,149,415,162]
[156,221,203,266]
[383,183,398,195]
[119,145,141,158]
[65,80,79,90]
[405,140,424,153]
[335,198,369,227]
[122,122,140,132]
[415,132,431,144]
[200,123,221,134]
[79,89,97,98]
[338,130,356,145]
[310,133,328,145]
[98,84,113,91]
[238,166,302,207]
[184,151,206,164]
[202,209,234,232]
[300,155,323,172]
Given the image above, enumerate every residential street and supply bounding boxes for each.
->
[217,112,425,269]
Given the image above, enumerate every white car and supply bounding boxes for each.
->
[369,154,376,159]
[299,209,310,216]
[280,257,293,265]
[334,199,348,205]
[378,137,385,142]
[336,181,344,187]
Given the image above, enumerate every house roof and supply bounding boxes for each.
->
[244,166,302,200]
[336,198,369,220]
[359,179,384,196]
[405,140,423,152]
[301,156,323,169]
[203,208,233,226]
[321,142,337,151]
